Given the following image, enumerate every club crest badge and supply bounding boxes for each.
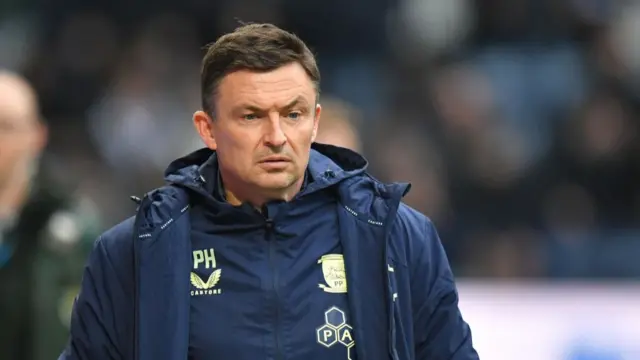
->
[318,254,347,293]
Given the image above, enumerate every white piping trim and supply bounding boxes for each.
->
[138,205,189,239]
[343,205,384,226]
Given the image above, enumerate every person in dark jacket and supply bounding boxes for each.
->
[60,23,479,360]
[0,71,101,360]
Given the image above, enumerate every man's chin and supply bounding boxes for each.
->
[254,173,300,192]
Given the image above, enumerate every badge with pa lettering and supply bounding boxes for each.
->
[318,254,347,293]
[316,306,355,359]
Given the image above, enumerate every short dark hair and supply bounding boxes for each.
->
[201,23,320,115]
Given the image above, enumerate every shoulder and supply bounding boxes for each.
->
[395,202,431,231]
[93,182,191,261]
[388,202,443,270]
[94,216,136,259]
[336,172,408,223]
[337,174,446,273]
[83,216,137,288]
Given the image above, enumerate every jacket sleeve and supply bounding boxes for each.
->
[412,218,479,360]
[59,219,135,360]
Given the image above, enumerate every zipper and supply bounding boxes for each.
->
[132,194,151,360]
[383,190,404,360]
[266,218,284,360]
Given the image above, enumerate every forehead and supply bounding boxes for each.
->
[216,62,316,109]
[0,78,38,124]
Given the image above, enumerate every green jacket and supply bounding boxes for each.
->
[0,169,100,360]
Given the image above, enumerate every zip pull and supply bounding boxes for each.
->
[265,219,274,231]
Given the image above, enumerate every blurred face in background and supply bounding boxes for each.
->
[193,62,320,203]
[313,98,362,152]
[0,73,47,189]
[314,123,361,151]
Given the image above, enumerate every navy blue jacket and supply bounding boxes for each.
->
[60,143,478,360]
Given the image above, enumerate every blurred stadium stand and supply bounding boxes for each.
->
[1,0,639,358]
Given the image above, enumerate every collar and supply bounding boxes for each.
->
[200,153,312,202]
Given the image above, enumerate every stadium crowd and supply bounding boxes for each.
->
[1,0,639,279]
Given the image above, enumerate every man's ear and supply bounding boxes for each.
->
[312,103,321,142]
[193,110,217,150]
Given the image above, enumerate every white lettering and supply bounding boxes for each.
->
[341,329,352,343]
[193,249,217,269]
[193,250,204,269]
[323,329,333,342]
[203,248,216,269]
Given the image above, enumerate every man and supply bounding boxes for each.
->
[61,24,478,360]
[0,71,100,360]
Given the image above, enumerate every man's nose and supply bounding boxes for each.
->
[264,114,287,147]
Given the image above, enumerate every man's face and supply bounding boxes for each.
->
[0,79,44,188]
[196,62,320,195]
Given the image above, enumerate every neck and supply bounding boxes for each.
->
[0,168,31,220]
[223,176,305,210]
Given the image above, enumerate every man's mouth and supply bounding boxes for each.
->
[259,156,291,163]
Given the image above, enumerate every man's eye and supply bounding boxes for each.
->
[287,112,301,120]
[243,114,258,121]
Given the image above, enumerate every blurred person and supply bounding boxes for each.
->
[554,91,638,229]
[374,124,449,223]
[420,61,556,276]
[0,70,100,360]
[88,12,202,178]
[541,91,640,277]
[61,24,478,360]
[313,97,363,152]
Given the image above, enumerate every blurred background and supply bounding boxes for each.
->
[1,0,640,358]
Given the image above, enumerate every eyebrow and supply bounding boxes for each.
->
[282,96,309,110]
[236,96,310,113]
